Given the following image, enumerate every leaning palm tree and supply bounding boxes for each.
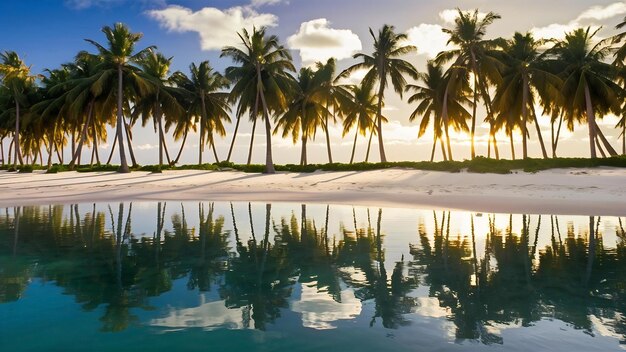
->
[340,25,417,163]
[436,9,503,159]
[492,32,561,159]
[339,83,382,164]
[135,51,185,168]
[406,61,471,161]
[546,27,621,158]
[0,51,37,167]
[222,27,296,173]
[86,23,155,173]
[171,62,230,165]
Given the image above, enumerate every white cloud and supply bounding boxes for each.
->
[137,143,157,150]
[576,2,626,22]
[148,5,278,50]
[531,2,626,40]
[406,23,451,58]
[438,9,488,24]
[287,18,362,66]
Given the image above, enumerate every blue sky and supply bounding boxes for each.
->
[1,0,626,164]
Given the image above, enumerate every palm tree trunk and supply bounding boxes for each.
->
[622,123,625,155]
[522,75,529,159]
[324,101,333,163]
[365,129,374,162]
[445,127,453,161]
[510,132,516,160]
[46,122,58,170]
[430,136,436,162]
[116,66,130,173]
[592,120,618,156]
[124,119,138,167]
[14,99,23,166]
[471,74,478,159]
[376,79,387,163]
[300,136,308,166]
[227,116,241,163]
[256,66,275,174]
[350,128,358,164]
[442,82,453,161]
[440,138,447,161]
[492,131,500,160]
[156,101,163,167]
[553,112,564,158]
[0,137,5,165]
[91,117,100,165]
[159,124,171,165]
[69,101,94,170]
[210,138,220,163]
[199,93,207,165]
[530,105,549,159]
[173,128,188,165]
[56,139,63,165]
[90,139,95,166]
[247,89,260,166]
[7,138,13,165]
[595,135,607,158]
[107,130,118,165]
[584,84,597,158]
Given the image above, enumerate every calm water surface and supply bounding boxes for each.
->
[0,202,625,351]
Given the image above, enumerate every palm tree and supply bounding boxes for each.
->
[222,27,296,173]
[436,9,503,159]
[171,61,230,165]
[341,25,417,163]
[406,61,471,161]
[31,66,72,170]
[547,27,621,158]
[617,112,626,155]
[339,83,381,164]
[316,58,340,163]
[86,23,155,173]
[493,32,561,159]
[275,64,330,165]
[0,51,37,167]
[135,51,184,168]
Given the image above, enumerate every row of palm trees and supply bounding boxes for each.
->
[2,10,626,174]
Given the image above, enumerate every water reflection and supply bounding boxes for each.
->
[0,202,625,349]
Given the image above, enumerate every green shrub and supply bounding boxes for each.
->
[18,165,34,173]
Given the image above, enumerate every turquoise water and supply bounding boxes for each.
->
[0,202,625,351]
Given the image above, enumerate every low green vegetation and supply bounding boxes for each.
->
[2,156,625,175]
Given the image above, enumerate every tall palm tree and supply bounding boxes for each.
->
[546,27,621,158]
[0,51,37,167]
[341,25,417,163]
[135,52,184,168]
[275,64,332,165]
[222,27,296,173]
[339,83,381,164]
[436,9,503,159]
[171,62,230,165]
[406,61,471,161]
[316,58,340,163]
[86,23,155,173]
[493,32,561,159]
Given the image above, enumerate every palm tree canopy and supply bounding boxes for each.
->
[406,62,471,138]
[545,27,623,130]
[340,25,418,97]
[221,27,297,119]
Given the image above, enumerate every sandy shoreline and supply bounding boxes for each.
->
[1,167,625,216]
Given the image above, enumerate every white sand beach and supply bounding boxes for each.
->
[1,167,624,216]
